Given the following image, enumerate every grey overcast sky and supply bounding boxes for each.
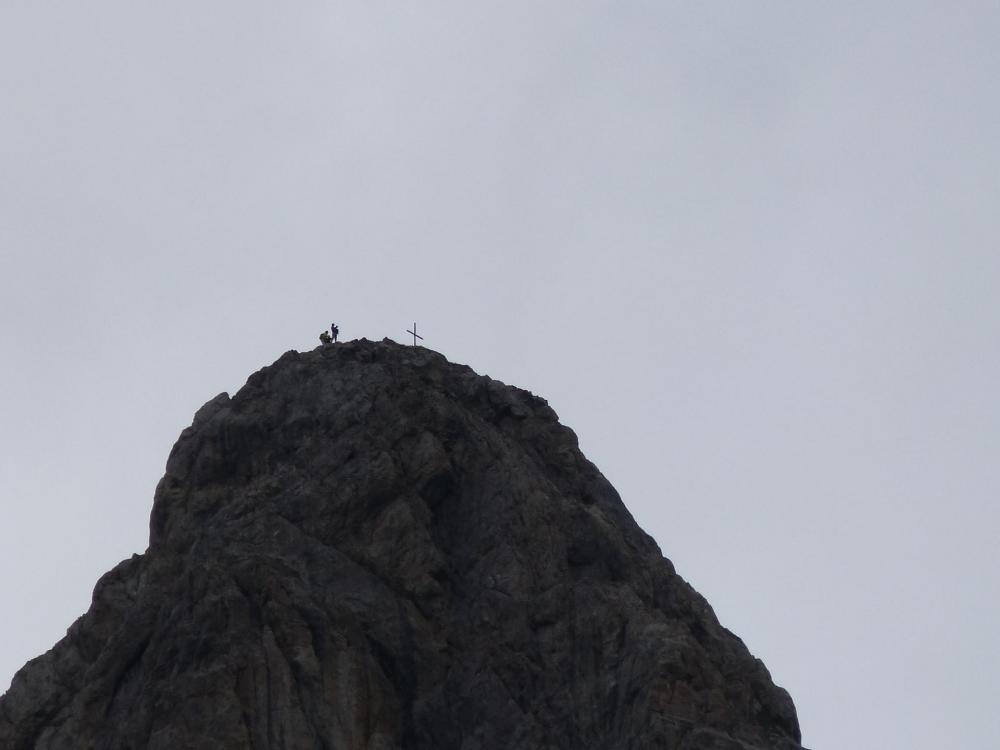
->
[2,3,998,748]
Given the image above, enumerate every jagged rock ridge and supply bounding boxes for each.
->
[1,339,805,749]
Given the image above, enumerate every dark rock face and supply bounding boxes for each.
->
[1,339,805,750]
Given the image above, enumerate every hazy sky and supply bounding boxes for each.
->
[2,4,998,748]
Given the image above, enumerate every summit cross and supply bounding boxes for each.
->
[406,323,424,346]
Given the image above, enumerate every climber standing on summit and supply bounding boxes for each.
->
[330,323,339,342]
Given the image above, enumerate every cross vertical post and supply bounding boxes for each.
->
[406,323,424,346]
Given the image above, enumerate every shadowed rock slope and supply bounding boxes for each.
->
[1,339,806,750]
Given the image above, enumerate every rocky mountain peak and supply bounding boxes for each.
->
[1,338,806,749]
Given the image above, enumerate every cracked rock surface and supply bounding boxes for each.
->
[1,339,806,749]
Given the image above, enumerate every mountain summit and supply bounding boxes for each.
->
[1,339,805,749]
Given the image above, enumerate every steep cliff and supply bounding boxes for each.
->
[1,339,805,749]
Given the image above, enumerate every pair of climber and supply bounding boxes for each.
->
[319,323,339,345]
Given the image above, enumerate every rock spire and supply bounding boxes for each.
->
[1,339,805,749]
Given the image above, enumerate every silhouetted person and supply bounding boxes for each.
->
[319,330,332,345]
[330,323,339,342]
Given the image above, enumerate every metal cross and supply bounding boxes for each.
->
[406,322,424,346]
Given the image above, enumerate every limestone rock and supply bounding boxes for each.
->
[1,339,806,749]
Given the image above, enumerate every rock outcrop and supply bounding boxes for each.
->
[1,339,805,749]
